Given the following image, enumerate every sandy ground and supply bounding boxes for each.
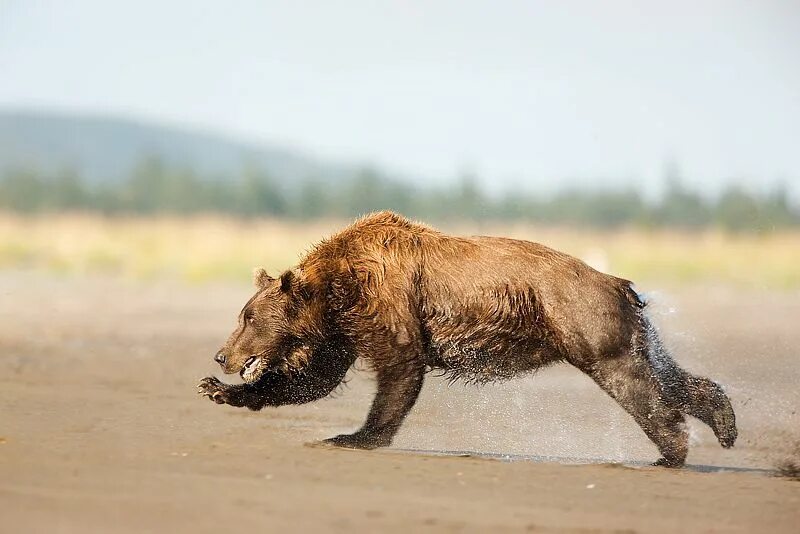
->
[0,272,798,533]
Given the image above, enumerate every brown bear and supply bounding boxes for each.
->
[198,211,737,467]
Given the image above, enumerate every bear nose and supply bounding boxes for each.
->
[214,352,226,365]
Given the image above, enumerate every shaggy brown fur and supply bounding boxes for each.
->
[198,211,737,467]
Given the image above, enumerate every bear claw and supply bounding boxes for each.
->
[197,377,227,404]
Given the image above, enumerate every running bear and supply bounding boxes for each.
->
[198,211,737,467]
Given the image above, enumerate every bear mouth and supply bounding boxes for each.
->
[240,355,265,384]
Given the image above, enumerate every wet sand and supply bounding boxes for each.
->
[1,272,798,532]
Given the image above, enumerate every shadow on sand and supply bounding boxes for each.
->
[390,448,774,475]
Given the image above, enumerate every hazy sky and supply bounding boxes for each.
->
[1,0,798,198]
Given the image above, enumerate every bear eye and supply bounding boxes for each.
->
[244,310,255,324]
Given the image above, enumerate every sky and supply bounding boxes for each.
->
[1,0,799,199]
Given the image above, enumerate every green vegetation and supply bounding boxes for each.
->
[2,213,799,289]
[1,158,797,231]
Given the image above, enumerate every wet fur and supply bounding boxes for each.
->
[199,211,737,466]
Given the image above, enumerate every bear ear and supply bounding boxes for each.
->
[279,269,294,293]
[280,269,313,300]
[253,267,274,290]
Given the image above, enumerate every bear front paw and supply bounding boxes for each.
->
[322,431,391,450]
[197,376,228,404]
[651,456,684,468]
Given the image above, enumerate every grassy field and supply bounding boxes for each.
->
[1,212,799,289]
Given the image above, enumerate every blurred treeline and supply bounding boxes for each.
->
[1,158,797,231]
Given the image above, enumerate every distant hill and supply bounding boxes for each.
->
[0,109,352,187]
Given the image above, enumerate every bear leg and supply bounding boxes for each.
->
[324,356,425,450]
[574,355,689,468]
